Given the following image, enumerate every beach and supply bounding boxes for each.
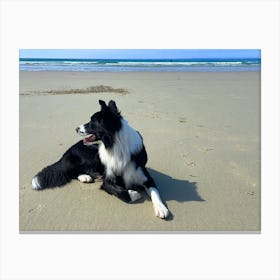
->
[19,71,260,232]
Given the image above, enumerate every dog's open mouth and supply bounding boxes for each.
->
[83,134,97,145]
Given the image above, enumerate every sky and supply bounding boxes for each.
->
[19,49,261,60]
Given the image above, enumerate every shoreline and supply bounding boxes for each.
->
[19,70,260,74]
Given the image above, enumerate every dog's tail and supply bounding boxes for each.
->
[32,160,71,190]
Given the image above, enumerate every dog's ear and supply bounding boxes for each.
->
[99,100,107,111]
[108,100,119,115]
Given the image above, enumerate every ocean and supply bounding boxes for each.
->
[19,58,261,72]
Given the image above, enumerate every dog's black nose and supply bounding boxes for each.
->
[76,127,80,133]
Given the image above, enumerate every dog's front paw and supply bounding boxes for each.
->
[153,203,169,219]
[78,174,93,183]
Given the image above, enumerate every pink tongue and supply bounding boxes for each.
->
[83,134,96,143]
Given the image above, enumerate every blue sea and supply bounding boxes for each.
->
[19,58,261,72]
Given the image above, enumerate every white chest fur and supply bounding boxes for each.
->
[99,119,143,177]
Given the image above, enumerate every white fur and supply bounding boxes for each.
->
[146,187,169,219]
[99,119,143,178]
[78,174,93,183]
[32,176,42,190]
[123,163,147,188]
[77,125,87,135]
[128,190,142,202]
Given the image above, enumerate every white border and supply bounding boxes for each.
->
[1,0,279,279]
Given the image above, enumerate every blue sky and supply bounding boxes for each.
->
[19,49,260,59]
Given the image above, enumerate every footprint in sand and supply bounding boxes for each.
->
[28,204,46,214]
[179,117,187,123]
[247,191,255,196]
[187,161,196,167]
[194,145,214,153]
[182,154,196,167]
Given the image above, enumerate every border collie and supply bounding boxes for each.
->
[32,100,169,219]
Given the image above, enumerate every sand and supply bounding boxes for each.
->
[19,71,260,232]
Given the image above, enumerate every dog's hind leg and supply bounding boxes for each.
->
[101,180,141,203]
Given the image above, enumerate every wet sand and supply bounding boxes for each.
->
[19,71,260,232]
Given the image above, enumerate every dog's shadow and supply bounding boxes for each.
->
[146,168,205,220]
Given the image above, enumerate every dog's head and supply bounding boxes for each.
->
[76,100,122,148]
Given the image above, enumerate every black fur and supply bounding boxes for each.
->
[77,100,122,149]
[100,180,132,203]
[32,140,104,189]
